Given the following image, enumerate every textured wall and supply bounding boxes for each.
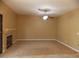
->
[16,15,57,40]
[57,8,79,50]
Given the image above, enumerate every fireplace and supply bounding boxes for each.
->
[7,35,13,49]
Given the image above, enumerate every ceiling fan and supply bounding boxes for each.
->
[38,8,55,20]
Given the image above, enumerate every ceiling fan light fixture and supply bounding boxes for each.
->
[43,15,48,20]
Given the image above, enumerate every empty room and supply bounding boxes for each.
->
[0,0,79,58]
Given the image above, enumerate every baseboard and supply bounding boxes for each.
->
[17,39,56,41]
[56,40,79,53]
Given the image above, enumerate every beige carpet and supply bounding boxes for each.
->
[0,40,79,58]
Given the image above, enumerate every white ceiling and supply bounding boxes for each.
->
[2,0,79,17]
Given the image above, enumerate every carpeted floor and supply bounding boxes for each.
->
[0,40,79,58]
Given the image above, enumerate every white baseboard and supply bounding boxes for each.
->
[17,39,56,41]
[56,40,79,53]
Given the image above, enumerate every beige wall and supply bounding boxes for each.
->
[0,1,16,53]
[16,15,57,39]
[57,8,79,50]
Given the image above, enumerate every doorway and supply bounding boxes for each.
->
[0,15,3,53]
